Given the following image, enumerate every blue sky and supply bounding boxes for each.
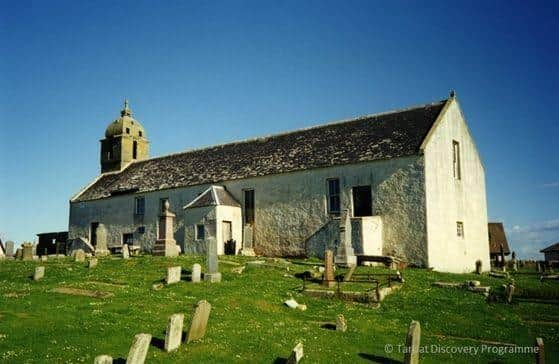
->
[1,0,558,258]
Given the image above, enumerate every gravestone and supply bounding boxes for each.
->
[32,243,37,257]
[95,224,110,256]
[126,333,151,364]
[122,244,130,259]
[475,260,482,274]
[323,250,335,288]
[153,200,179,257]
[505,284,515,304]
[287,342,304,364]
[22,242,34,261]
[537,262,543,274]
[15,248,23,260]
[164,313,185,352]
[336,314,347,332]
[88,258,98,268]
[40,255,48,262]
[403,320,421,364]
[499,244,506,272]
[166,266,181,285]
[5,241,15,257]
[240,224,255,256]
[204,237,221,282]
[335,209,357,267]
[33,266,45,281]
[74,249,85,262]
[535,337,544,364]
[94,354,113,364]
[192,263,201,283]
[186,300,212,343]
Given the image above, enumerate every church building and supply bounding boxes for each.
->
[69,92,490,273]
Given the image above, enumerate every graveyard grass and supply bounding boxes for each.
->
[1,256,558,363]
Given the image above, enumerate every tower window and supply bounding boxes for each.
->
[139,131,143,137]
[133,141,138,159]
[126,128,130,134]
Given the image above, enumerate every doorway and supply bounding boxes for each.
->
[222,221,234,255]
[352,186,372,217]
[90,222,99,247]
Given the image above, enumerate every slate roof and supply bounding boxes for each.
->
[183,186,241,209]
[73,99,448,202]
[488,223,511,255]
[540,242,559,253]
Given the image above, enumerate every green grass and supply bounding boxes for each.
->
[0,256,558,363]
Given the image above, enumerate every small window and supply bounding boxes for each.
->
[126,127,130,134]
[457,221,464,238]
[139,131,143,137]
[196,224,205,240]
[123,233,134,245]
[327,178,340,214]
[453,140,461,180]
[134,197,145,215]
[133,141,138,159]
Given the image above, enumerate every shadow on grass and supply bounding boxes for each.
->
[273,358,287,364]
[113,359,126,364]
[358,353,402,363]
[320,323,336,330]
[151,336,165,350]
[181,268,193,282]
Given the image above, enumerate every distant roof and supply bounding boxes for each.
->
[488,223,511,255]
[540,242,559,253]
[183,185,241,209]
[73,98,448,202]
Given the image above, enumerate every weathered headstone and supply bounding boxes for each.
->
[22,242,34,261]
[40,255,48,262]
[535,337,545,364]
[166,266,181,285]
[475,260,482,274]
[505,284,515,304]
[336,314,347,332]
[94,354,113,364]
[335,209,357,267]
[95,224,110,256]
[204,237,221,282]
[192,263,201,283]
[186,300,212,343]
[164,313,185,352]
[88,258,98,268]
[74,249,85,262]
[323,249,335,288]
[122,244,130,259]
[287,342,304,364]
[33,266,45,281]
[240,224,255,256]
[403,320,421,364]
[5,241,15,257]
[126,333,151,364]
[153,200,180,257]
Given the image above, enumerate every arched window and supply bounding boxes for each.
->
[133,141,138,159]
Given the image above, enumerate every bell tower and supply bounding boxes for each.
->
[100,100,149,173]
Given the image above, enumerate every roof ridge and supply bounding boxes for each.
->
[129,98,448,166]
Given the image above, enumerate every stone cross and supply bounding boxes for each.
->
[166,266,182,285]
[475,260,482,274]
[323,249,335,288]
[336,314,347,332]
[126,333,151,364]
[33,266,45,281]
[5,241,15,257]
[88,258,98,268]
[192,263,201,283]
[287,342,304,364]
[95,224,110,256]
[204,237,221,282]
[186,300,211,343]
[122,244,130,259]
[335,209,357,267]
[22,242,34,261]
[535,337,544,364]
[403,320,421,364]
[93,355,113,364]
[74,249,85,262]
[164,313,185,352]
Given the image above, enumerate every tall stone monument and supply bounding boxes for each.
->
[323,249,336,288]
[22,242,34,261]
[335,209,357,267]
[153,200,179,257]
[95,224,110,256]
[240,224,255,256]
[204,237,221,282]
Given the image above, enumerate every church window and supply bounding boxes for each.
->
[457,221,464,238]
[133,141,138,159]
[134,197,145,215]
[139,131,143,137]
[453,140,461,180]
[196,224,205,240]
[126,128,130,134]
[327,178,340,214]
[244,189,255,225]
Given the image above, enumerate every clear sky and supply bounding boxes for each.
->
[1,1,558,258]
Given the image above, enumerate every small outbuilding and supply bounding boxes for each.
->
[183,185,242,255]
[36,231,69,256]
[540,242,559,263]
[488,223,510,265]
